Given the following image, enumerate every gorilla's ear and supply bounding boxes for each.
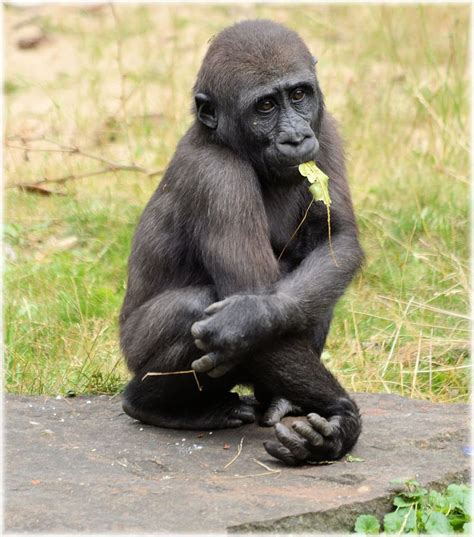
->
[312,55,318,66]
[195,93,218,129]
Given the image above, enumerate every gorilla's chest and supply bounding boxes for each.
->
[266,204,310,271]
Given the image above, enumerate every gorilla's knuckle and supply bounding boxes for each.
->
[191,322,204,338]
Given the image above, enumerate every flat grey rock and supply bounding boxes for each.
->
[5,393,469,533]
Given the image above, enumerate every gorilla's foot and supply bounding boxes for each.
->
[260,396,302,427]
[122,393,256,430]
[263,398,361,465]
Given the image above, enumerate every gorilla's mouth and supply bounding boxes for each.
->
[281,158,314,171]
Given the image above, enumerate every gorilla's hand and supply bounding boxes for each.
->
[263,414,343,465]
[191,351,241,378]
[191,294,284,352]
[190,294,293,375]
[263,401,361,465]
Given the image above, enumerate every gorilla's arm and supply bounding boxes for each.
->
[192,148,280,298]
[275,112,364,326]
[276,225,363,327]
[190,147,292,364]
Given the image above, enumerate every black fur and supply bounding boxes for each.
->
[120,20,364,465]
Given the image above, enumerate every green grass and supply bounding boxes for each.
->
[4,4,470,400]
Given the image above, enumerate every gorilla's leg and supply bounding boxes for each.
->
[120,286,255,430]
[122,381,255,430]
[248,333,361,465]
[253,312,331,427]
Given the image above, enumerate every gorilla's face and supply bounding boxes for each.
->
[194,20,324,184]
[242,71,320,178]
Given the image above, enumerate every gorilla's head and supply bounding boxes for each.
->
[193,20,324,182]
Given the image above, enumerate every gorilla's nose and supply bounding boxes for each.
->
[276,132,318,164]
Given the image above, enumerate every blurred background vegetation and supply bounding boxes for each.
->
[4,4,470,402]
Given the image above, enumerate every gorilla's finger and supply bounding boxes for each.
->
[274,423,311,460]
[261,413,278,427]
[307,413,334,437]
[233,404,256,424]
[262,397,292,425]
[191,321,208,340]
[263,441,299,466]
[204,299,230,316]
[238,412,256,424]
[261,397,302,426]
[292,421,324,447]
[207,362,235,378]
[239,403,256,414]
[191,353,219,373]
[227,419,244,428]
[329,415,342,429]
[194,338,208,351]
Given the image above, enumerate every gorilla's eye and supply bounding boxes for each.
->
[291,88,306,103]
[256,99,275,114]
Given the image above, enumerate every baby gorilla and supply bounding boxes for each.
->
[120,19,364,465]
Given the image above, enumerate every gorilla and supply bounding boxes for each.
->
[120,19,364,465]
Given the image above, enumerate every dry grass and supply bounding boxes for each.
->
[4,4,470,401]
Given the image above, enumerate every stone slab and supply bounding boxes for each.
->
[4,393,470,533]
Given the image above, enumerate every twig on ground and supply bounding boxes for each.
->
[17,184,66,196]
[223,436,245,470]
[230,471,281,479]
[5,138,163,190]
[252,458,281,474]
[227,459,282,479]
[8,168,111,190]
[7,137,146,171]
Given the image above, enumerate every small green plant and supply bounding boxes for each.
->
[354,480,471,534]
[298,161,337,264]
[298,161,331,209]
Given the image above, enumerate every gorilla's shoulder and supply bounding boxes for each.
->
[166,126,256,191]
